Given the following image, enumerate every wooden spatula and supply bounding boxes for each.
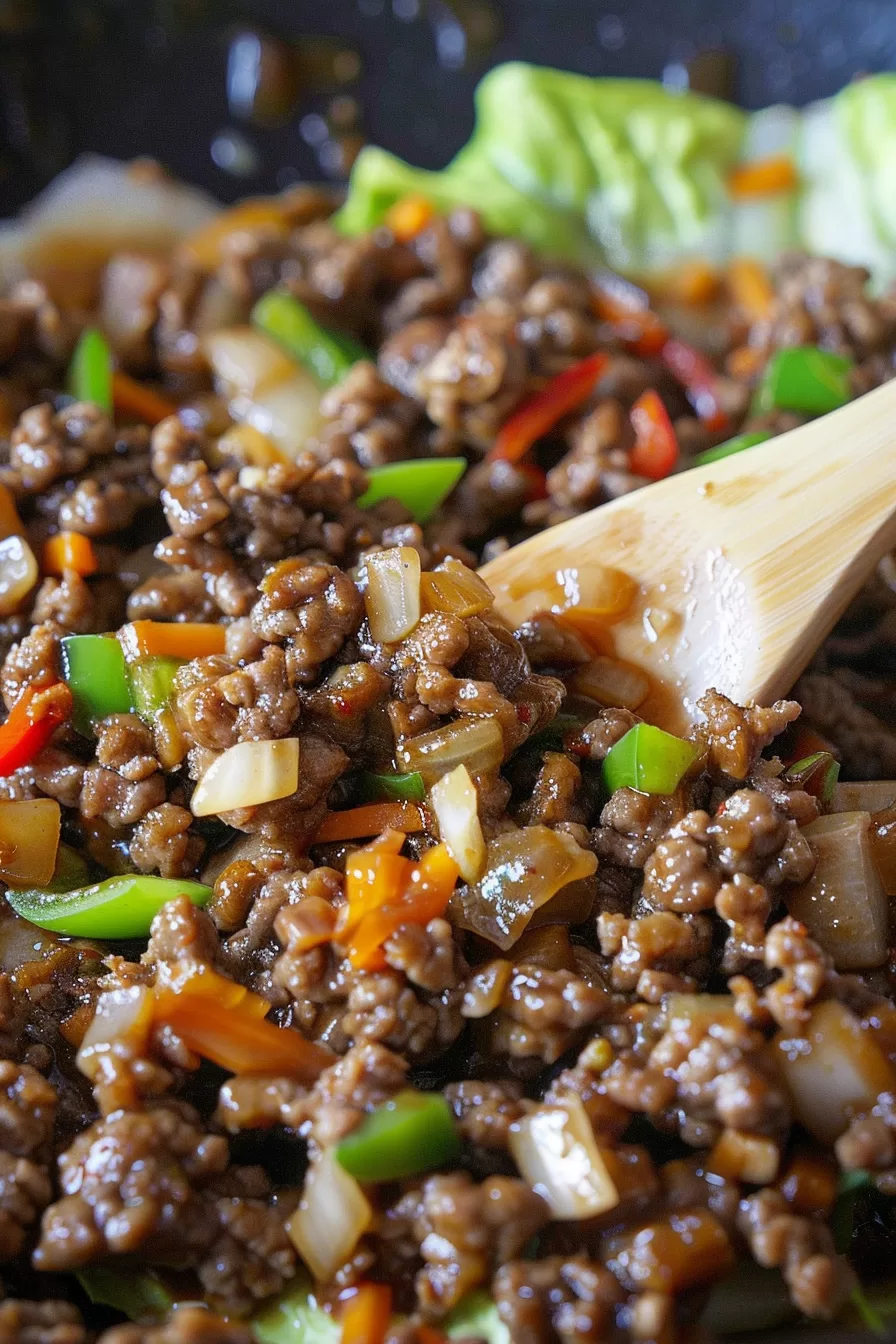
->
[480,377,896,733]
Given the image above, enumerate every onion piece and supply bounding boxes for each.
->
[364,547,421,645]
[706,1128,780,1184]
[429,764,486,883]
[509,1094,619,1220]
[775,998,896,1144]
[421,560,494,619]
[76,984,154,1084]
[570,655,650,710]
[788,812,888,970]
[286,1147,372,1282]
[833,781,896,814]
[449,825,598,950]
[870,805,896,896]
[191,738,299,817]
[0,798,61,887]
[397,717,504,786]
[212,422,288,467]
[0,536,38,616]
[203,327,296,399]
[238,373,325,461]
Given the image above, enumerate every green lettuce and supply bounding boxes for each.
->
[336,62,746,270]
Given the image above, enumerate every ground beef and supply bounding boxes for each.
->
[3,402,115,495]
[697,690,801,781]
[131,803,204,878]
[0,1299,88,1344]
[251,558,363,677]
[487,965,607,1064]
[444,1078,524,1152]
[98,1308,253,1344]
[298,1042,408,1148]
[493,1256,623,1344]
[796,671,896,777]
[738,1188,854,1319]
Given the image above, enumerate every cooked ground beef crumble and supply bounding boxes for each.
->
[0,178,894,1344]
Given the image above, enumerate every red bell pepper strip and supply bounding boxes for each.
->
[517,462,549,502]
[628,389,679,480]
[488,353,608,463]
[591,273,669,355]
[0,683,72,777]
[661,339,729,434]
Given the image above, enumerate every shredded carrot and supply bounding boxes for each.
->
[153,988,335,1082]
[340,843,414,941]
[41,531,99,578]
[384,194,436,242]
[118,620,226,662]
[347,843,458,972]
[728,154,798,200]
[0,483,23,541]
[112,371,177,427]
[314,801,427,845]
[656,259,720,306]
[725,344,765,380]
[160,962,270,1016]
[340,1283,392,1344]
[728,257,775,322]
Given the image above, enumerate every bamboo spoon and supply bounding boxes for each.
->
[480,377,896,734]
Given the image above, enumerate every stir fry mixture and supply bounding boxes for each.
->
[3,165,896,1344]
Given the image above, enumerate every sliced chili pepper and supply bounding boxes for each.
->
[628,389,679,480]
[695,430,771,467]
[112,371,177,427]
[517,462,549,502]
[488,353,608,463]
[0,682,71,777]
[661,339,729,433]
[591,273,669,355]
[340,1283,392,1344]
[42,532,98,577]
[336,1089,461,1183]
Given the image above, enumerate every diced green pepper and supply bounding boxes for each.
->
[357,457,467,523]
[695,430,771,466]
[77,1268,173,1321]
[44,842,92,895]
[784,751,840,806]
[61,634,133,736]
[129,656,185,724]
[69,327,113,411]
[7,875,212,938]
[356,770,426,803]
[336,1089,461,1183]
[603,723,699,796]
[753,346,853,416]
[252,290,368,387]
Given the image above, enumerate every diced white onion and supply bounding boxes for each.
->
[239,372,325,460]
[397,716,504,786]
[707,1127,780,1184]
[449,825,598,950]
[0,798,60,887]
[76,985,154,1083]
[571,655,650,710]
[0,536,38,616]
[191,738,299,817]
[286,1147,372,1282]
[833,781,896,814]
[421,561,494,619]
[213,422,288,467]
[429,764,486,883]
[364,546,422,645]
[509,1094,619,1220]
[775,998,896,1144]
[203,327,296,399]
[789,812,889,970]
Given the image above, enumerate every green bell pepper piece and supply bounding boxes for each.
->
[784,751,840,806]
[603,723,699,796]
[753,345,853,416]
[77,1268,173,1321]
[356,770,426,803]
[61,635,133,736]
[129,656,185,724]
[69,327,113,411]
[357,457,467,523]
[7,875,212,938]
[695,430,771,466]
[336,1089,461,1183]
[252,290,368,387]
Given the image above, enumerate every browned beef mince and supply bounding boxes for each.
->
[2,192,896,1344]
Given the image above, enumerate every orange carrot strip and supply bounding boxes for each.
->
[340,1283,392,1344]
[728,154,798,199]
[314,802,426,844]
[112,371,177,427]
[348,843,458,971]
[0,483,23,541]
[118,620,226,662]
[159,962,270,1017]
[728,257,775,322]
[153,989,334,1082]
[340,846,414,940]
[657,259,720,306]
[41,532,99,577]
[384,194,436,242]
[415,1329,449,1344]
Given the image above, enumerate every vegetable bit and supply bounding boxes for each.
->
[128,656,184,724]
[356,457,467,523]
[661,339,729,433]
[384,193,436,241]
[336,1089,461,1183]
[112,371,177,427]
[695,430,771,467]
[0,798,61,888]
[628,389,679,480]
[61,634,133,736]
[784,751,840,806]
[603,723,699,796]
[340,834,459,971]
[728,153,798,199]
[41,532,98,577]
[118,620,226,661]
[313,801,427,844]
[489,352,608,463]
[69,327,113,411]
[7,874,212,938]
[0,682,72,778]
[753,345,854,416]
[252,289,368,388]
[355,770,426,804]
[339,1283,392,1344]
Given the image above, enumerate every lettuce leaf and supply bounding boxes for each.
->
[337,62,746,270]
